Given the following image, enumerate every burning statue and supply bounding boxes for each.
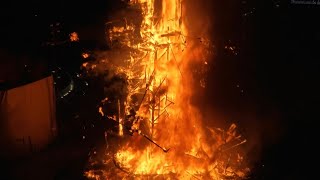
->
[84,0,249,179]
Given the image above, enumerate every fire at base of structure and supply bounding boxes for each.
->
[84,0,249,179]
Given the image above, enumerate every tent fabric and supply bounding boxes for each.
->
[0,75,56,157]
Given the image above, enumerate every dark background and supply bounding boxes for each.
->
[1,0,319,179]
[209,1,320,179]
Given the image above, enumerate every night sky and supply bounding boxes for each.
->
[210,1,320,179]
[1,0,320,179]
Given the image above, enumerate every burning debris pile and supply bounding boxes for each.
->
[83,0,249,179]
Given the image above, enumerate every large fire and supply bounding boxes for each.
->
[84,0,249,179]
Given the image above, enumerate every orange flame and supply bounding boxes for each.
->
[85,0,249,179]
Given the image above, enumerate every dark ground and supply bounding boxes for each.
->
[1,0,320,179]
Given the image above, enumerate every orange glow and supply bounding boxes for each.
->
[69,32,79,42]
[82,62,88,68]
[82,53,89,59]
[85,0,249,179]
[98,107,104,116]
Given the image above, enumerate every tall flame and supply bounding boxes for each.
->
[85,0,249,179]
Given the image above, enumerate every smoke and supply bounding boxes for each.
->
[178,0,283,171]
[188,0,285,171]
[183,0,214,38]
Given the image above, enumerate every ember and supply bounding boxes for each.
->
[84,0,249,179]
[70,32,79,42]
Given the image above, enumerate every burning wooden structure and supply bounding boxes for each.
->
[83,0,249,179]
